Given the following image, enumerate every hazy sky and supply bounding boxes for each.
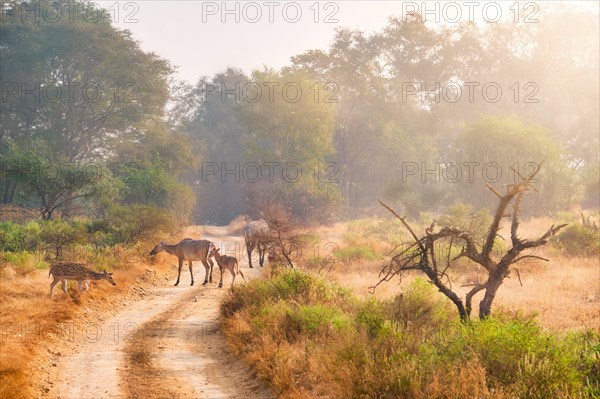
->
[99,1,596,84]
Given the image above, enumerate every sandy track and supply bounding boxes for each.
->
[46,226,273,399]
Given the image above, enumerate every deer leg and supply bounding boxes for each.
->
[259,244,265,267]
[83,281,90,293]
[61,279,68,294]
[50,278,59,298]
[208,258,214,283]
[231,265,236,287]
[175,258,183,286]
[238,264,246,282]
[218,263,224,288]
[247,242,255,268]
[201,259,210,285]
[189,261,194,286]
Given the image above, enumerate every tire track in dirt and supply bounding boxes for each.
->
[124,284,273,399]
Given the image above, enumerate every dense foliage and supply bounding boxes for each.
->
[1,1,598,223]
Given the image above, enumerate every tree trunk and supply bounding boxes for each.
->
[479,276,503,319]
[2,178,16,203]
[423,268,469,321]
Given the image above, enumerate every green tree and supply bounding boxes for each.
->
[452,117,572,213]
[0,0,172,161]
[1,140,121,219]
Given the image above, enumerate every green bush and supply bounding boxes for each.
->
[0,251,49,276]
[387,278,454,331]
[102,204,178,244]
[222,269,599,398]
[356,297,389,338]
[284,304,350,341]
[0,221,25,252]
[553,223,600,257]
[437,202,492,242]
[39,219,87,258]
[334,245,378,262]
[121,164,196,222]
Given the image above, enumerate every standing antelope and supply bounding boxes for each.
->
[149,239,215,286]
[49,262,116,298]
[244,219,270,268]
[209,246,246,288]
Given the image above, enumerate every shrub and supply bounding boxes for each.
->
[387,277,454,332]
[103,204,178,244]
[553,223,599,257]
[221,269,599,399]
[39,219,87,258]
[334,245,378,262]
[0,251,48,276]
[283,304,350,341]
[437,202,492,242]
[121,164,196,222]
[0,221,25,252]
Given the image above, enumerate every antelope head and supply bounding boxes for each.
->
[149,241,167,257]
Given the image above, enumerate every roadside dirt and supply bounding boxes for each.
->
[44,225,274,399]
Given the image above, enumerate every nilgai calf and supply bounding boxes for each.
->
[49,262,116,298]
[209,246,246,288]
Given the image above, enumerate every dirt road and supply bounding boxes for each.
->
[45,225,274,399]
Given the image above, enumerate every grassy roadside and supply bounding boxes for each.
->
[220,268,600,399]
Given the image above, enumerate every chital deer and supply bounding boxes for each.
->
[243,219,270,268]
[149,239,215,286]
[49,262,116,298]
[209,246,246,288]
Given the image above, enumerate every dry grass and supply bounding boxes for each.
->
[0,242,179,399]
[222,268,598,399]
[316,217,599,332]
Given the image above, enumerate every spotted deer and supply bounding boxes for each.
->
[149,239,215,286]
[49,262,116,298]
[209,246,245,288]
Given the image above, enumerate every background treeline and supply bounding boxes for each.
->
[1,0,598,227]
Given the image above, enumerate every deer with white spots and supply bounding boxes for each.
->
[49,262,116,298]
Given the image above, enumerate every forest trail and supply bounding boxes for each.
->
[46,225,273,399]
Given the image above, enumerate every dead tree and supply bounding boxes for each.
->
[252,195,304,269]
[371,163,567,320]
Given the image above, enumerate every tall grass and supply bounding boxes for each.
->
[221,270,600,399]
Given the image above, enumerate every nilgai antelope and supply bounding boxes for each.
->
[149,239,215,286]
[49,262,116,298]
[209,246,246,288]
[243,219,270,268]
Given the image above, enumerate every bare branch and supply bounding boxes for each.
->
[378,199,425,252]
[514,268,523,287]
[511,192,525,247]
[519,223,568,250]
[513,254,549,263]
[486,184,503,199]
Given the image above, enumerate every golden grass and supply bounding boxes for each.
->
[316,217,599,332]
[0,244,177,399]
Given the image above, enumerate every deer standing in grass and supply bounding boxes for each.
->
[49,262,116,298]
[209,246,246,288]
[244,219,270,268]
[149,239,215,286]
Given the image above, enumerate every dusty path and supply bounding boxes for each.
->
[46,225,274,399]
